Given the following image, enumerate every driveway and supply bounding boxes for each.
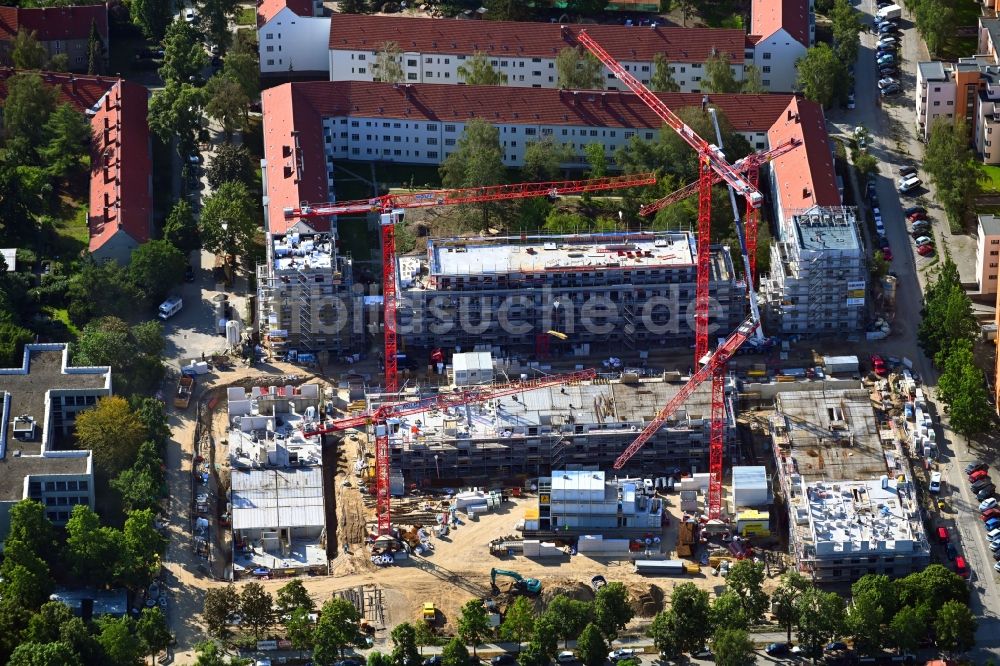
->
[824,1,1000,658]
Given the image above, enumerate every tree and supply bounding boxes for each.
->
[741,64,765,94]
[711,628,755,666]
[441,637,469,666]
[368,652,392,666]
[74,395,147,474]
[148,81,205,156]
[276,579,314,616]
[240,583,274,641]
[130,0,170,41]
[375,41,404,84]
[5,500,55,564]
[120,509,166,589]
[312,597,361,664]
[500,596,535,653]
[39,103,92,183]
[439,119,505,226]
[97,616,143,666]
[830,0,862,63]
[575,624,607,666]
[222,52,260,101]
[845,593,885,655]
[566,0,608,13]
[457,52,508,85]
[232,29,258,57]
[522,136,568,182]
[59,616,102,666]
[647,611,679,659]
[771,571,809,642]
[851,574,897,625]
[205,74,250,137]
[556,46,603,90]
[530,613,559,659]
[934,600,976,654]
[192,641,236,666]
[286,608,316,650]
[941,349,993,437]
[414,621,437,655]
[338,0,369,12]
[543,595,594,648]
[160,19,209,84]
[888,606,923,655]
[483,0,529,20]
[2,73,57,158]
[11,29,46,70]
[796,43,848,108]
[201,0,240,54]
[137,607,172,665]
[854,151,878,180]
[200,181,261,262]
[204,585,240,640]
[48,54,70,72]
[667,582,712,653]
[8,642,82,666]
[517,642,547,666]
[207,144,255,189]
[23,602,74,645]
[594,582,633,641]
[64,505,117,586]
[795,588,845,660]
[128,239,186,304]
[923,118,983,230]
[913,0,954,56]
[164,200,201,254]
[725,561,769,625]
[895,564,968,612]
[710,591,749,632]
[918,260,978,359]
[703,52,740,93]
[0,322,33,367]
[650,53,679,92]
[390,622,421,666]
[458,599,491,656]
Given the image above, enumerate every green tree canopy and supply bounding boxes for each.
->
[96,615,142,666]
[164,199,201,254]
[11,29,46,70]
[239,582,274,641]
[38,103,91,183]
[119,509,165,589]
[647,610,679,659]
[8,641,82,666]
[439,118,506,226]
[703,52,740,93]
[593,582,634,641]
[500,596,536,653]
[542,595,594,648]
[555,46,603,90]
[575,623,607,666]
[390,622,421,666]
[771,571,810,642]
[375,41,404,83]
[73,395,147,474]
[199,180,261,263]
[667,582,712,653]
[457,52,508,85]
[276,579,314,615]
[742,64,765,94]
[0,322,33,367]
[710,590,749,632]
[64,505,119,586]
[830,0,862,63]
[934,600,976,654]
[923,118,983,230]
[137,607,172,664]
[222,51,260,100]
[724,560,770,625]
[3,73,57,161]
[203,585,240,640]
[796,43,849,108]
[205,74,250,137]
[148,81,205,156]
[711,628,755,666]
[312,597,361,664]
[128,239,187,304]
[913,0,954,56]
[441,637,469,666]
[457,599,491,656]
[207,143,255,190]
[201,0,239,53]
[888,606,924,654]
[521,136,569,182]
[650,52,679,92]
[160,19,209,84]
[795,588,845,660]
[130,0,171,40]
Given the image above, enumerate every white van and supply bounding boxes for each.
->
[898,176,921,193]
[158,296,183,320]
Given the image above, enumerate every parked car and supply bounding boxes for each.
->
[184,8,197,22]
[978,485,996,501]
[971,468,990,483]
[916,244,935,256]
[981,497,998,512]
[847,93,856,109]
[899,166,918,177]
[914,236,934,247]
[972,476,992,490]
[877,55,897,67]
[766,643,791,656]
[825,642,849,653]
[955,556,970,578]
[556,652,576,664]
[907,211,927,221]
[423,657,441,666]
[946,543,958,560]
[981,507,1000,521]
[881,247,893,261]
[879,67,899,77]
[881,84,902,96]
[184,264,195,282]
[985,517,1000,531]
[878,36,900,47]
[491,655,517,666]
[929,472,942,493]
[904,205,927,216]
[898,176,922,193]
[871,354,888,376]
[878,77,900,88]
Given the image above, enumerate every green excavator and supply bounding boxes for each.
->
[490,568,542,595]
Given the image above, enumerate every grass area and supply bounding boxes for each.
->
[373,162,443,190]
[935,0,979,59]
[236,6,256,25]
[48,201,90,257]
[981,165,1000,194]
[107,33,151,79]
[42,307,81,339]
[697,0,745,28]
[338,215,376,262]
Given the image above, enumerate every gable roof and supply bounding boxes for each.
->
[257,0,315,28]
[0,70,151,255]
[767,96,841,215]
[328,15,750,64]
[0,4,108,42]
[750,0,810,47]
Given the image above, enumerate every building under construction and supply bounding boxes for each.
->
[396,231,747,356]
[769,388,930,583]
[760,207,867,336]
[381,373,734,485]
[256,229,363,361]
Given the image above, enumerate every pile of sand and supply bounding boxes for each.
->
[625,582,665,617]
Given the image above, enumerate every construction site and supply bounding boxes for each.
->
[215,26,945,648]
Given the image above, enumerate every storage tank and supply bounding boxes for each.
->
[226,319,243,346]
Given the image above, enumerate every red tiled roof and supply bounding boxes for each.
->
[750,0,810,47]
[767,96,840,214]
[257,0,314,28]
[329,15,749,64]
[0,70,150,255]
[261,83,331,235]
[262,81,798,234]
[0,4,108,42]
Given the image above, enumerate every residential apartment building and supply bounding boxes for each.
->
[0,344,109,544]
[770,388,930,583]
[750,0,815,92]
[0,4,108,72]
[976,214,1000,294]
[0,70,153,263]
[257,0,329,77]
[377,372,731,484]
[396,232,748,355]
[327,16,752,93]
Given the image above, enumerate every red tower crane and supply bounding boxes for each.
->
[284,172,657,394]
[301,369,597,536]
[575,29,767,519]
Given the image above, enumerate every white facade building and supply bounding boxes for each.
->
[749,0,815,92]
[915,61,959,142]
[259,6,331,77]
[326,16,752,93]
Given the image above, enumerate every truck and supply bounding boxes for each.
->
[158,296,183,320]
[422,602,436,623]
[174,376,194,409]
[877,3,901,18]
[490,568,542,595]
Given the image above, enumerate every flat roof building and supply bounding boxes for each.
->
[0,344,107,543]
[534,469,663,532]
[49,588,128,619]
[769,388,930,582]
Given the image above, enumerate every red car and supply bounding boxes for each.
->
[881,247,893,261]
[871,354,888,376]
[907,211,928,222]
[981,507,1000,521]
[971,469,990,483]
[917,244,935,256]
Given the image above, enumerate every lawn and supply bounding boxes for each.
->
[48,201,90,257]
[981,165,1000,194]
[236,6,257,26]
[42,307,81,339]
[936,0,979,59]
[337,214,377,262]
[696,0,745,29]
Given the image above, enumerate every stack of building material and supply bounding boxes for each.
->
[634,559,685,575]
[680,490,699,514]
[577,534,632,555]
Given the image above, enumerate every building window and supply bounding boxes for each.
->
[427,137,438,145]
[407,73,417,80]
[445,138,455,146]
[266,45,274,52]
[933,101,940,106]
[525,128,537,136]
[445,124,456,132]
[407,59,417,66]
[763,80,770,86]
[428,151,438,158]
[79,481,88,491]
[267,59,274,65]
[358,67,365,73]
[266,33,273,39]
[358,54,365,61]
[762,66,771,73]
[762,52,771,59]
